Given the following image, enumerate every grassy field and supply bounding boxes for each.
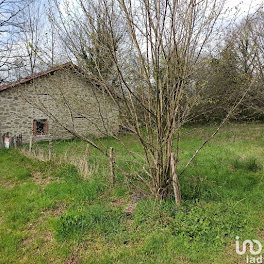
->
[0,123,264,263]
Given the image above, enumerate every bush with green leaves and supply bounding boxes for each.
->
[169,202,250,249]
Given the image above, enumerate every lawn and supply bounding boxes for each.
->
[0,123,264,263]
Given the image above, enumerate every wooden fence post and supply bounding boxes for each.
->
[85,144,90,157]
[29,136,33,152]
[18,134,22,147]
[171,152,181,206]
[109,147,115,186]
[49,136,53,161]
[13,137,17,149]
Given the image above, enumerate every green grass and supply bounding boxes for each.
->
[0,123,264,263]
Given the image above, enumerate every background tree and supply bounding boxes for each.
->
[193,44,246,122]
[14,0,64,78]
[192,7,264,123]
[243,8,264,117]
[0,0,33,83]
[50,0,123,86]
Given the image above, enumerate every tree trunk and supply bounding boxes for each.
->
[171,152,181,205]
[29,136,32,152]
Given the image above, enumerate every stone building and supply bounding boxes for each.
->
[0,62,119,145]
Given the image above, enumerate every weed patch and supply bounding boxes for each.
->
[231,157,261,172]
[169,202,250,249]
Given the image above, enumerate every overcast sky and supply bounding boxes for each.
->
[228,0,263,14]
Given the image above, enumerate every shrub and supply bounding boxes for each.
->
[169,202,249,249]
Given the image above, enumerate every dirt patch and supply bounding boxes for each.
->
[221,243,248,264]
[124,192,144,215]
[1,182,15,189]
[31,172,55,186]
[111,197,126,208]
[22,235,34,247]
[22,224,38,246]
[258,222,264,240]
[22,220,55,251]
[21,230,55,261]
[42,231,54,243]
[41,202,68,217]
[64,242,89,264]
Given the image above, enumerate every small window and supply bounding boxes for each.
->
[33,119,48,136]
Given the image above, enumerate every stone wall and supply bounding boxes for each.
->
[0,69,119,143]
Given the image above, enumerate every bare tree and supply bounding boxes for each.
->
[30,0,257,203]
[0,0,33,83]
[14,0,63,78]
[227,6,264,118]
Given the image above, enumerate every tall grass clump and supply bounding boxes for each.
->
[231,157,261,172]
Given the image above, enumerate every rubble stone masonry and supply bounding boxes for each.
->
[0,69,119,143]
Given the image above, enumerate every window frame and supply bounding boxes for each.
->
[33,119,49,136]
